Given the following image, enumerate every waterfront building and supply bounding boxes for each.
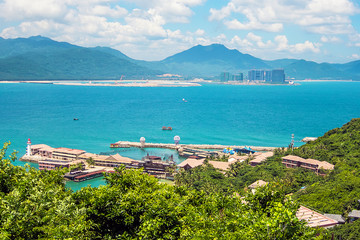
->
[264,70,272,82]
[78,152,135,167]
[31,144,85,161]
[232,73,243,81]
[248,69,285,83]
[248,69,271,81]
[282,155,334,175]
[52,147,86,161]
[39,159,71,171]
[271,69,285,83]
[31,144,55,158]
[220,72,230,82]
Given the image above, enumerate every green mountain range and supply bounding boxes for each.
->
[0,36,359,80]
[0,36,161,80]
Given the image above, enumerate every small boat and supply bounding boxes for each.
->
[162,126,172,130]
[73,118,79,121]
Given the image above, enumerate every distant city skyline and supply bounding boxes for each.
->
[0,0,359,63]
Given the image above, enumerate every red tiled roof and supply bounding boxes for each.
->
[178,158,233,171]
[282,155,334,170]
[250,151,274,164]
[106,154,134,163]
[296,206,338,228]
[54,147,85,155]
[178,158,204,168]
[208,160,232,171]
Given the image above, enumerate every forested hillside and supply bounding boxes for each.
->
[292,119,360,213]
[175,119,360,239]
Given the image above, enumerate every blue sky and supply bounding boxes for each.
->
[0,0,359,63]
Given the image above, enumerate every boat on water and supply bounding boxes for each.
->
[162,126,172,130]
[73,118,79,121]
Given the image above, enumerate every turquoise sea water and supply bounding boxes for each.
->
[1,81,360,189]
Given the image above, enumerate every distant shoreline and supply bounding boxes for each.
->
[298,79,354,82]
[0,80,201,87]
[0,79,356,87]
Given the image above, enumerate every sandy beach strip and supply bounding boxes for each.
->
[0,80,201,87]
[54,80,201,87]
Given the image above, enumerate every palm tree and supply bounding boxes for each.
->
[86,157,95,168]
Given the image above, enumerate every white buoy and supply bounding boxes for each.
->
[140,137,146,148]
[174,135,180,145]
[26,138,32,156]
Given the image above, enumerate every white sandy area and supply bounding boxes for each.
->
[55,80,201,87]
[0,80,201,87]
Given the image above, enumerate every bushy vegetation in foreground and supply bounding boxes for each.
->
[176,118,360,239]
[0,142,322,239]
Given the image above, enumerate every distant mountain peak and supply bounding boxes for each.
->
[28,35,50,41]
[191,43,235,52]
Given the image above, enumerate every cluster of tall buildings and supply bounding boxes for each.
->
[219,69,285,83]
[248,69,285,83]
[219,72,243,82]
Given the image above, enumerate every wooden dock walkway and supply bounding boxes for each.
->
[111,141,276,152]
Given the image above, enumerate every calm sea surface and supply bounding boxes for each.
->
[1,81,360,189]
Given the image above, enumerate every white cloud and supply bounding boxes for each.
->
[293,41,320,53]
[124,0,206,23]
[0,0,67,21]
[85,5,128,18]
[230,35,253,49]
[224,19,283,32]
[0,0,354,62]
[320,36,341,43]
[305,0,356,14]
[275,35,320,53]
[306,24,354,35]
[209,0,358,34]
[0,0,208,60]
[350,54,360,59]
[275,35,289,51]
[209,2,235,21]
[194,29,205,36]
[246,32,273,48]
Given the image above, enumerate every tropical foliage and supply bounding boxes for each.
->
[175,118,360,239]
[292,118,360,214]
[0,142,91,239]
[0,142,322,239]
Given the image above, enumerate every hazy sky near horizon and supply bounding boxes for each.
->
[0,0,359,63]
